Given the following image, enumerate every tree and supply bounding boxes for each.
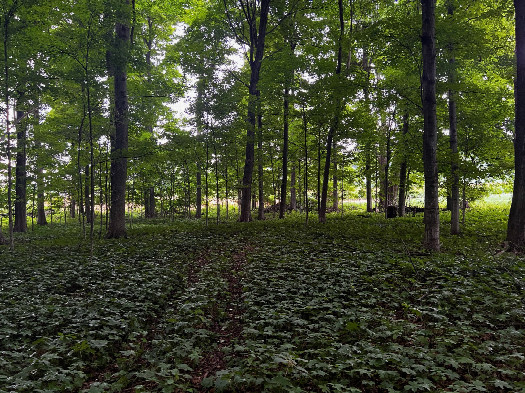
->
[446,1,460,235]
[421,0,439,251]
[13,109,27,232]
[507,0,525,249]
[319,0,344,223]
[107,0,131,238]
[223,0,271,222]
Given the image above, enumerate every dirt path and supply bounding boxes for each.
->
[190,246,250,390]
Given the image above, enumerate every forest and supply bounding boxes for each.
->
[1,0,524,392]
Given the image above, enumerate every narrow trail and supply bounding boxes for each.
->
[84,236,253,393]
[190,245,251,391]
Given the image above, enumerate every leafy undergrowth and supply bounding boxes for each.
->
[1,204,524,392]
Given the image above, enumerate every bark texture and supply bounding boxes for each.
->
[14,110,27,232]
[144,186,155,218]
[85,165,92,223]
[332,142,338,211]
[421,0,440,251]
[257,103,265,220]
[398,111,409,217]
[507,0,525,248]
[196,169,202,218]
[237,0,270,222]
[290,166,297,211]
[37,165,47,226]
[319,0,344,223]
[107,0,130,238]
[279,86,290,219]
[448,3,460,235]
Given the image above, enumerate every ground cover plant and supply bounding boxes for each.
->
[0,201,524,392]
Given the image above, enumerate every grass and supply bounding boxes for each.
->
[0,199,523,392]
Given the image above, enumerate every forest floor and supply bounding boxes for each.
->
[1,201,524,393]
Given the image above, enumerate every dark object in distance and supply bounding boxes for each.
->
[405,206,425,216]
[387,206,397,218]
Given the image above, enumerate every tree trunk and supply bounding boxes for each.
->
[107,0,131,238]
[507,0,525,248]
[144,187,150,217]
[225,162,229,219]
[206,141,209,225]
[317,127,321,212]
[302,107,309,224]
[14,110,27,233]
[366,148,373,212]
[332,141,338,211]
[448,3,460,235]
[319,0,344,223]
[257,102,265,220]
[398,111,409,217]
[85,165,91,223]
[213,127,220,223]
[195,79,205,219]
[290,166,297,210]
[70,197,76,218]
[37,165,47,226]
[421,0,440,251]
[145,186,155,218]
[279,86,290,219]
[239,0,270,222]
[384,126,392,218]
[363,49,374,213]
[3,6,14,248]
[196,169,202,218]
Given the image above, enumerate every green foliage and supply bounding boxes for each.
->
[1,203,524,392]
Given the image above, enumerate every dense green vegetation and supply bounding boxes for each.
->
[0,0,518,246]
[1,201,524,392]
[2,1,525,391]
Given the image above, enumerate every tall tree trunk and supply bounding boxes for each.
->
[77,111,85,233]
[149,186,155,217]
[213,126,220,223]
[85,165,91,223]
[205,141,209,225]
[257,100,265,220]
[366,148,373,212]
[196,169,202,218]
[107,0,131,238]
[225,162,229,219]
[290,166,297,210]
[448,2,460,235]
[144,186,150,218]
[143,19,156,222]
[398,111,409,217]
[384,125,392,218]
[332,141,338,211]
[319,0,344,223]
[317,127,321,212]
[3,13,13,248]
[144,186,155,218]
[195,79,205,219]
[99,160,103,236]
[239,0,270,222]
[70,197,76,218]
[37,165,47,226]
[421,0,440,251]
[279,86,290,219]
[14,110,27,233]
[507,0,525,248]
[302,107,309,224]
[105,142,109,229]
[363,49,374,213]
